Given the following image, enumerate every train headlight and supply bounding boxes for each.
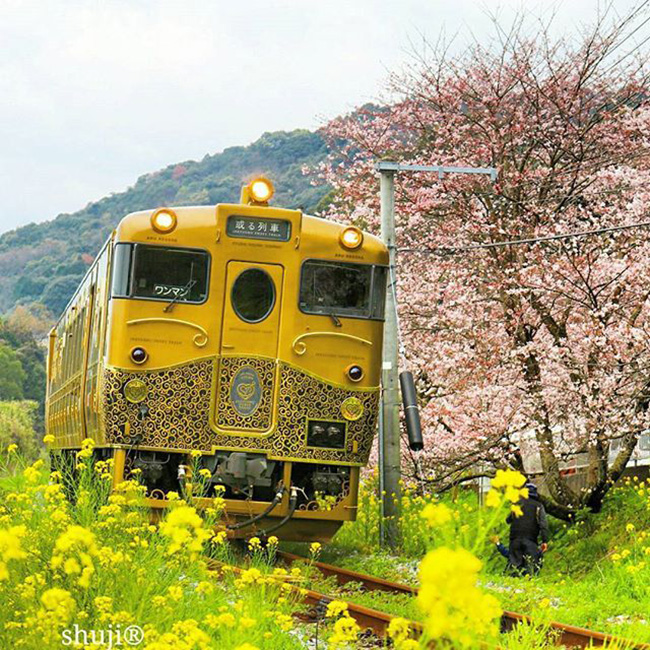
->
[346,364,364,382]
[249,178,274,204]
[130,347,148,365]
[340,226,363,250]
[124,379,148,403]
[151,208,177,234]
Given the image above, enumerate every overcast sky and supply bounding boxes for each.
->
[0,0,641,235]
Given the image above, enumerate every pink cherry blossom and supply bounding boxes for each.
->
[317,10,650,517]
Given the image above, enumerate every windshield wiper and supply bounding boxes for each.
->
[163,279,196,312]
[164,262,196,313]
[163,263,197,314]
[312,280,342,327]
[329,312,342,327]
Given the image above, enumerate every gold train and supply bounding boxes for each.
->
[45,178,388,541]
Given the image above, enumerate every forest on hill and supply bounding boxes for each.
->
[0,129,331,320]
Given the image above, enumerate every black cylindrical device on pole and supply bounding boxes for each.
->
[399,370,424,451]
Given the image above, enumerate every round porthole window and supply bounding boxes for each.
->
[231,268,276,323]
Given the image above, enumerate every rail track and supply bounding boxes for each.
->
[276,550,650,649]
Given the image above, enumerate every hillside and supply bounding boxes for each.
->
[0,129,331,317]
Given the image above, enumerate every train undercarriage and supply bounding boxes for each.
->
[52,447,359,542]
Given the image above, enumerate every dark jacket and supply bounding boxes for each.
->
[506,497,549,544]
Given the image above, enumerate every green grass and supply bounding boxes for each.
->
[6,442,648,648]
[308,477,650,644]
[0,447,329,650]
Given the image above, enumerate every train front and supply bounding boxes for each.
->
[104,179,388,541]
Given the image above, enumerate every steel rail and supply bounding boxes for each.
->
[276,550,650,649]
[296,584,422,638]
[204,556,421,638]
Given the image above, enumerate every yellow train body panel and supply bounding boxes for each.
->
[45,186,387,542]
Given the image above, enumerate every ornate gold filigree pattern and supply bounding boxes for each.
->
[103,360,215,450]
[274,365,379,465]
[102,358,379,465]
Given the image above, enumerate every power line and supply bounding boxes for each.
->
[398,219,650,255]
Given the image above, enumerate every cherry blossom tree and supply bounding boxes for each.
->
[319,5,650,518]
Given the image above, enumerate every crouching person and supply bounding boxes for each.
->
[506,482,549,576]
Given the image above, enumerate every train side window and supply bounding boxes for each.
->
[231,268,276,323]
[111,243,133,297]
[299,260,387,321]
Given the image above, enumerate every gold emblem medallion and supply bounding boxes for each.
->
[124,379,148,404]
[340,396,364,421]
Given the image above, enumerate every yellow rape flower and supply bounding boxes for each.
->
[326,600,349,618]
[418,546,501,647]
[94,596,113,615]
[43,434,55,444]
[205,612,236,628]
[40,587,76,624]
[51,525,99,589]
[150,619,210,649]
[275,613,293,631]
[388,617,412,645]
[23,459,44,483]
[505,485,528,503]
[76,438,96,460]
[238,567,263,585]
[0,525,27,580]
[485,490,502,508]
[421,502,452,527]
[491,469,526,489]
[510,504,523,517]
[212,530,227,545]
[329,615,360,648]
[196,581,213,595]
[158,505,211,558]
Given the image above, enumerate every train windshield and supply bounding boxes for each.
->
[299,260,387,320]
[111,243,209,304]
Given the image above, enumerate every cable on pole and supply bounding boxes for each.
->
[397,219,650,256]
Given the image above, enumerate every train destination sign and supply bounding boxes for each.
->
[226,215,291,242]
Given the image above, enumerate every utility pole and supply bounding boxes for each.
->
[375,160,497,550]
[379,167,401,549]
